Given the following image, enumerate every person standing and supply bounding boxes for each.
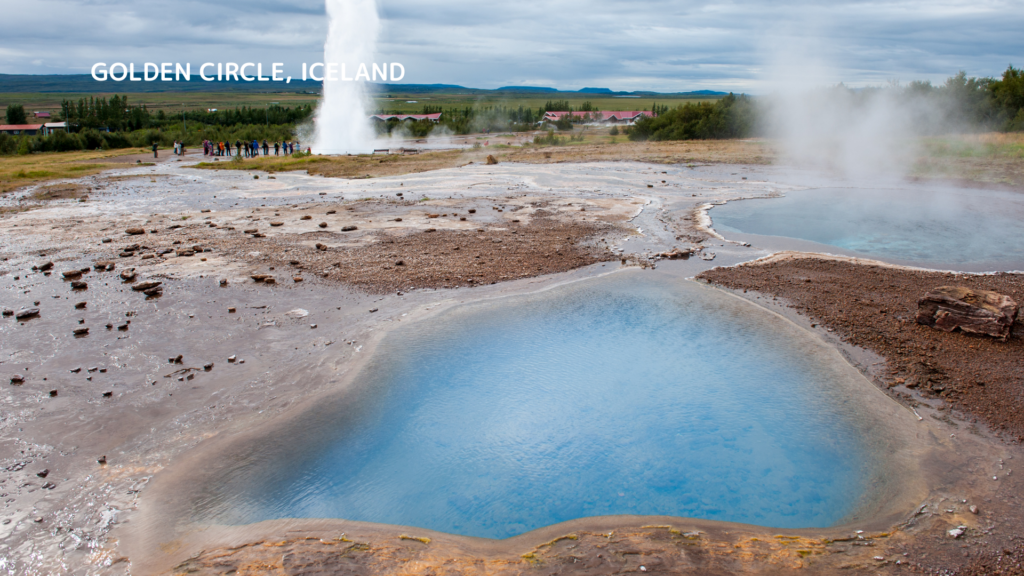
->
[274,141,280,156]
[152,142,159,158]
[262,139,269,156]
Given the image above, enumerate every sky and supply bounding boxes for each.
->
[1,0,1022,92]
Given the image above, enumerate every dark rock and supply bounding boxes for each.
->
[341,225,358,232]
[71,281,88,290]
[132,281,162,291]
[369,308,379,313]
[176,250,195,257]
[101,238,112,243]
[117,324,129,331]
[300,215,312,220]
[48,390,58,397]
[73,327,89,336]
[120,269,136,281]
[102,391,112,397]
[94,261,115,271]
[10,375,24,385]
[36,469,49,478]
[125,227,146,235]
[486,154,498,165]
[41,482,55,489]
[319,222,328,228]
[98,456,107,465]
[243,228,258,234]
[916,286,1018,340]
[170,355,183,364]
[62,270,83,279]
[15,308,39,320]
[143,286,163,297]
[251,274,272,282]
[204,363,214,371]
[315,243,327,251]
[75,302,87,309]
[38,261,54,271]
[270,221,284,227]
[468,209,476,213]
[327,210,337,214]
[2,310,13,316]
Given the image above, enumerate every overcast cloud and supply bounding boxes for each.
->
[1,0,1021,91]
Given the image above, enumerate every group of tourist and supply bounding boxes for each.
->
[172,140,186,156]
[202,140,299,158]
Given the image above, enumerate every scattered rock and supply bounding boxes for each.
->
[36,469,49,478]
[62,270,83,279]
[327,210,337,214]
[293,276,303,282]
[243,228,259,234]
[98,456,107,465]
[15,308,40,320]
[10,375,24,385]
[300,215,312,220]
[75,302,87,309]
[369,308,379,313]
[468,209,476,213]
[143,286,163,297]
[251,274,272,282]
[38,261,54,271]
[2,309,12,316]
[658,247,694,260]
[125,227,146,235]
[970,505,979,514]
[228,355,237,362]
[286,309,309,318]
[427,213,440,219]
[120,269,137,281]
[394,218,403,222]
[41,481,56,489]
[486,154,498,165]
[341,225,358,232]
[73,327,89,336]
[117,324,129,331]
[102,391,112,397]
[94,261,115,271]
[219,279,228,286]
[101,238,112,243]
[132,281,162,291]
[916,286,1018,340]
[228,307,236,313]
[315,243,327,251]
[948,526,967,539]
[71,281,88,290]
[169,355,183,364]
[176,250,195,257]
[48,390,58,397]
[204,363,214,371]
[270,221,284,227]
[319,222,328,228]
[264,277,276,284]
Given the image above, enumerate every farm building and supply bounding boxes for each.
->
[370,113,442,123]
[543,111,654,124]
[0,124,44,135]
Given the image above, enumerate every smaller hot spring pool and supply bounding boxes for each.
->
[710,186,1024,271]
[190,276,904,539]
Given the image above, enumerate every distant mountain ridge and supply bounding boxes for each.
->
[0,74,728,97]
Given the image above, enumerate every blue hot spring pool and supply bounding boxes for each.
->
[710,186,1024,271]
[194,276,891,539]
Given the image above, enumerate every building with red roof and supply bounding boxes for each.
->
[0,124,44,135]
[543,110,654,124]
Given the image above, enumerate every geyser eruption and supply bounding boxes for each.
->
[312,0,380,154]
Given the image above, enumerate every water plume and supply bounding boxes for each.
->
[312,0,379,154]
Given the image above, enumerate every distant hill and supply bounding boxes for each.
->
[0,74,729,97]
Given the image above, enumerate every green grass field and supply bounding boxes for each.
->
[1,91,719,116]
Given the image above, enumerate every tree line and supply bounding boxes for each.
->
[627,65,1024,142]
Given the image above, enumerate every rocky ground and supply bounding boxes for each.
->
[699,254,1024,575]
[2,151,1023,575]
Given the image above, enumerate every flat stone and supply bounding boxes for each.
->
[132,281,162,291]
[61,270,83,279]
[15,308,40,320]
[125,227,146,235]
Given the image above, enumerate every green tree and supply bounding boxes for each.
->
[6,104,27,124]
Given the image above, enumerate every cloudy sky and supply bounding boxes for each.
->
[2,0,1022,91]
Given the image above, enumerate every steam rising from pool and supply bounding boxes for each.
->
[312,0,379,154]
